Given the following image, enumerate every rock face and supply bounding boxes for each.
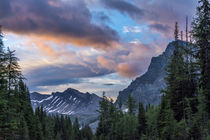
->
[115,41,177,106]
[30,88,102,124]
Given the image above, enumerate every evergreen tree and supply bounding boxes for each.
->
[6,48,22,94]
[81,125,93,140]
[0,26,7,90]
[63,116,73,140]
[137,103,147,139]
[0,27,10,139]
[174,22,179,42]
[126,94,135,115]
[96,92,111,138]
[73,118,81,140]
[192,0,210,117]
[191,1,210,138]
[118,114,138,140]
[145,105,158,139]
[18,115,30,140]
[157,95,176,139]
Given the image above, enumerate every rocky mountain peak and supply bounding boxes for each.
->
[115,41,186,106]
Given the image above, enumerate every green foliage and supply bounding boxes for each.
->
[126,94,136,115]
[192,0,210,117]
[137,103,147,138]
[81,125,93,140]
[73,118,82,140]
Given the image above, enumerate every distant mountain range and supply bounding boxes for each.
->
[30,88,101,125]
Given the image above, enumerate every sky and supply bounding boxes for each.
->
[0,0,197,98]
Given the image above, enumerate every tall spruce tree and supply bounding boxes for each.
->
[0,26,9,139]
[96,92,111,138]
[137,102,147,139]
[192,0,210,138]
[126,94,136,115]
[73,118,82,140]
[192,0,210,117]
[6,48,22,94]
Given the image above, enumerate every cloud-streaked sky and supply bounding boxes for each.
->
[1,0,197,98]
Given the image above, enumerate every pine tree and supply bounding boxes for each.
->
[73,118,81,140]
[18,115,30,140]
[137,103,147,139]
[191,1,210,138]
[119,114,138,140]
[174,22,179,42]
[181,31,183,41]
[34,109,43,140]
[6,48,22,94]
[81,125,93,140]
[96,92,111,138]
[164,22,195,121]
[0,26,7,90]
[192,0,210,117]
[157,95,176,139]
[145,105,159,139]
[0,26,10,139]
[63,116,73,140]
[126,94,135,115]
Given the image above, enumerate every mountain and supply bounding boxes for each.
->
[115,41,183,107]
[30,88,102,124]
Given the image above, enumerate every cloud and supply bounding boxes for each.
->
[123,26,141,33]
[101,0,197,38]
[102,0,144,18]
[149,23,171,34]
[25,63,113,86]
[117,63,139,77]
[97,56,116,71]
[0,0,119,50]
[96,42,155,78]
[103,83,115,86]
[0,0,11,18]
[115,43,154,77]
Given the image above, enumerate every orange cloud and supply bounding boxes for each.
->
[23,35,77,59]
[117,63,139,77]
[97,56,116,71]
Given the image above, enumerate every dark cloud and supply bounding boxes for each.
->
[0,0,11,18]
[149,23,171,33]
[31,78,82,87]
[25,63,113,86]
[0,0,119,49]
[104,83,115,86]
[102,0,144,18]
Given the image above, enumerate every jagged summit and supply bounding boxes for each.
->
[115,41,187,106]
[30,87,102,124]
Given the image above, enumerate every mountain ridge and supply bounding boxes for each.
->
[30,88,102,125]
[115,41,184,106]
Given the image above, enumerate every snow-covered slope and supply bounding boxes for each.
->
[30,88,101,124]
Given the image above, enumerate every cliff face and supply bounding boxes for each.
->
[115,41,177,106]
